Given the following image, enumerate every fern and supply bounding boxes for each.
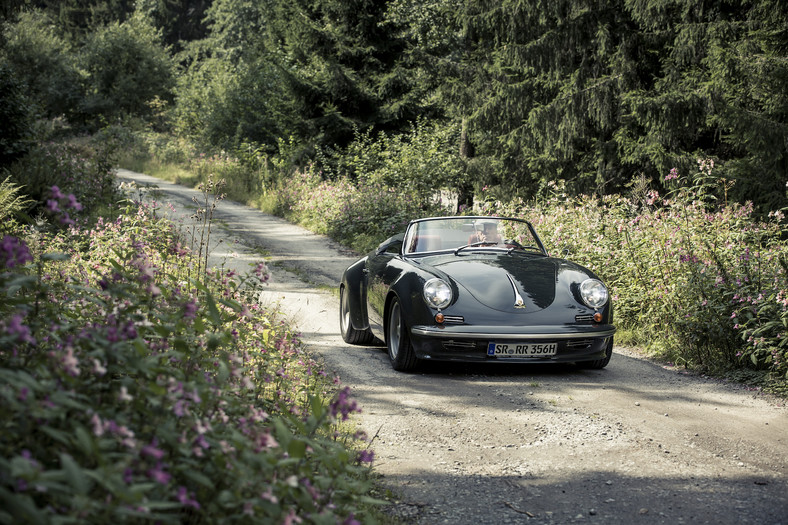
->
[0,173,31,235]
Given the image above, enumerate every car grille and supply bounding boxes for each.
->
[565,339,594,349]
[442,340,477,350]
[441,315,465,325]
[575,314,595,323]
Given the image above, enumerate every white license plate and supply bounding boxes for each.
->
[487,342,557,357]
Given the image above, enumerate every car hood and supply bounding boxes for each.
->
[427,254,563,312]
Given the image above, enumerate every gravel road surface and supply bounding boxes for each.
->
[117,169,788,525]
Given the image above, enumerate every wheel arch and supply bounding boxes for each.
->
[382,277,432,344]
[382,290,399,344]
[341,259,369,331]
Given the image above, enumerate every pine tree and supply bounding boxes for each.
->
[261,0,427,150]
[624,0,788,209]
[430,0,788,209]
[448,0,638,196]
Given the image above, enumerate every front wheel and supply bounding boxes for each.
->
[340,285,374,345]
[579,337,613,370]
[387,297,419,372]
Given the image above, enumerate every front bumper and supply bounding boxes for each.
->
[409,324,615,364]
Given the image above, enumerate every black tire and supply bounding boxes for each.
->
[386,297,419,372]
[340,285,374,345]
[580,337,613,369]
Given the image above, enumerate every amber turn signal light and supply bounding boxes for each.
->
[593,312,603,323]
[435,313,445,324]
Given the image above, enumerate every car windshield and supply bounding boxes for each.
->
[403,217,544,255]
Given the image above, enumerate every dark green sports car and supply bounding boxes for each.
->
[340,216,615,372]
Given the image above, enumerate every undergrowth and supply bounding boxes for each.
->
[1,141,383,523]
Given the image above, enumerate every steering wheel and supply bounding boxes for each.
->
[503,239,524,249]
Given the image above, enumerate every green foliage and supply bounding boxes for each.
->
[78,10,176,125]
[386,0,788,212]
[0,0,26,24]
[136,0,211,49]
[275,165,448,254]
[6,139,119,217]
[174,53,295,153]
[1,10,82,120]
[258,0,431,149]
[318,119,466,198]
[0,176,30,235]
[623,0,788,212]
[171,0,296,152]
[0,62,33,169]
[21,0,136,40]
[3,0,786,215]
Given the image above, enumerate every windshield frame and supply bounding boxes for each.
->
[402,216,547,256]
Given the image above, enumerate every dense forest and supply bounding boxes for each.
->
[1,0,787,211]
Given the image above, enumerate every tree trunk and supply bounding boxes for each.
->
[457,117,474,212]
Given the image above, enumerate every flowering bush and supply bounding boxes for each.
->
[481,161,788,378]
[0,191,379,522]
[6,140,119,217]
[275,166,448,254]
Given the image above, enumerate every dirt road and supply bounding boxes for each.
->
[117,169,788,525]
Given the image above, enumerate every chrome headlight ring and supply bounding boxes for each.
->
[423,278,452,309]
[579,279,608,309]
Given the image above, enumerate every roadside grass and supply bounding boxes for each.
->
[119,155,195,185]
[1,138,390,523]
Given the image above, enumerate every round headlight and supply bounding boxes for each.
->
[423,278,452,309]
[579,279,608,309]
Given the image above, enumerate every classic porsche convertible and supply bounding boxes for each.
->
[339,216,615,372]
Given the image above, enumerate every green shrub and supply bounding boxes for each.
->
[0,198,379,523]
[317,119,466,201]
[79,10,176,125]
[6,140,119,217]
[1,10,82,120]
[188,152,260,204]
[276,166,448,253]
[0,62,34,168]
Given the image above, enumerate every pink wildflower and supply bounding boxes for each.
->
[147,462,171,485]
[141,442,165,460]
[176,486,200,509]
[1,236,33,268]
[62,347,80,376]
[329,386,360,421]
[357,449,375,463]
[5,313,36,344]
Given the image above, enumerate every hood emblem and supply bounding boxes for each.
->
[506,274,527,309]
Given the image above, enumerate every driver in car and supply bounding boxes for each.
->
[469,222,502,244]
